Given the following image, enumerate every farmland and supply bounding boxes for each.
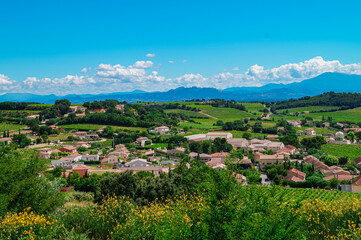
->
[164,109,207,118]
[305,107,361,122]
[278,106,340,114]
[321,143,361,159]
[60,124,147,132]
[0,122,27,133]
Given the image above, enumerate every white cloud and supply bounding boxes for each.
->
[3,56,361,95]
[146,53,155,58]
[182,59,188,63]
[224,67,239,71]
[168,60,174,64]
[81,67,91,73]
[133,61,153,69]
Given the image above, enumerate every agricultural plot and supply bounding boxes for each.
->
[278,106,340,114]
[187,104,255,120]
[0,122,27,133]
[164,109,207,118]
[321,143,361,159]
[250,186,361,203]
[306,107,361,123]
[60,124,146,132]
[242,102,266,111]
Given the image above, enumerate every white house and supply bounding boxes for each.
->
[81,155,99,161]
[125,158,149,167]
[154,126,170,135]
[206,132,232,140]
[335,131,344,139]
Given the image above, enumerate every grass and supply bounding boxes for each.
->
[278,106,340,113]
[305,107,361,123]
[145,143,168,149]
[321,143,361,159]
[60,124,147,132]
[164,109,207,118]
[0,122,27,133]
[242,102,266,112]
[187,104,254,120]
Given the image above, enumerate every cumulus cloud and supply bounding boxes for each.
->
[224,67,239,71]
[168,60,174,64]
[133,61,153,69]
[3,56,361,95]
[81,67,92,73]
[146,53,155,58]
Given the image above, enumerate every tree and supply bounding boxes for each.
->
[320,155,339,166]
[0,146,64,216]
[301,136,327,150]
[339,157,349,165]
[12,134,31,148]
[347,131,356,143]
[242,132,251,140]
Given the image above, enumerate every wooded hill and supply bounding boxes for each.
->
[271,92,361,111]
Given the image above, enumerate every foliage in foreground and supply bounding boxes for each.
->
[3,186,361,239]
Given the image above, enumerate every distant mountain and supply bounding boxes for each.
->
[1,72,361,103]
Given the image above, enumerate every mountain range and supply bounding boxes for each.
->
[1,72,361,103]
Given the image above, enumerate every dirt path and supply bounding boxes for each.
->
[199,111,217,119]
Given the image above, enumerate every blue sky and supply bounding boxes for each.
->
[1,0,361,94]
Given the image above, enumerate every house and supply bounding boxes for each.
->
[245,139,271,152]
[276,145,297,155]
[284,169,306,182]
[115,144,126,151]
[185,134,207,142]
[344,128,361,133]
[254,152,284,171]
[81,155,99,161]
[351,176,361,193]
[206,132,232,140]
[335,132,344,139]
[26,114,40,120]
[117,166,165,176]
[61,155,82,162]
[305,128,316,136]
[267,142,285,152]
[59,146,78,154]
[199,153,212,161]
[73,131,87,139]
[69,106,87,112]
[232,157,252,169]
[313,161,329,171]
[115,104,125,112]
[324,174,358,182]
[167,147,186,155]
[206,158,223,167]
[37,148,52,159]
[75,142,91,148]
[135,137,152,147]
[266,135,279,141]
[227,138,249,148]
[189,152,199,159]
[287,119,302,128]
[48,125,65,132]
[212,164,226,171]
[75,113,86,117]
[323,122,330,127]
[51,159,73,169]
[153,126,170,135]
[304,155,319,164]
[125,158,149,167]
[211,152,229,162]
[72,165,91,178]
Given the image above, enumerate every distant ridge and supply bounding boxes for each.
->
[1,72,361,103]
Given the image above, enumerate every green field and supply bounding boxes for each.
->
[242,103,266,111]
[0,122,27,133]
[187,104,255,120]
[305,107,361,122]
[164,109,207,118]
[279,106,340,114]
[321,143,361,159]
[60,124,147,132]
[255,186,361,202]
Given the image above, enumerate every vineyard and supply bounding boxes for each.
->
[266,186,361,202]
